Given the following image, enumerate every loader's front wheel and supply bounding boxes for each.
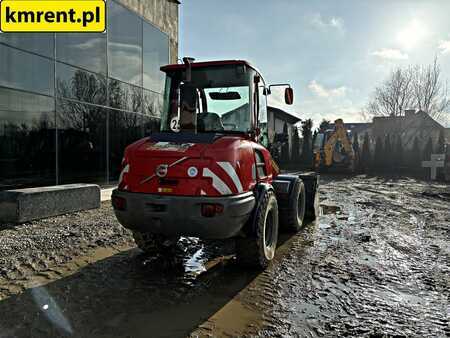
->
[132,231,179,256]
[236,190,279,269]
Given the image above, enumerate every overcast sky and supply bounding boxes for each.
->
[179,0,450,127]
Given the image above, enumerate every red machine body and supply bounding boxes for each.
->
[119,136,276,197]
[118,60,278,198]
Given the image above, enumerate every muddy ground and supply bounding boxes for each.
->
[0,175,449,337]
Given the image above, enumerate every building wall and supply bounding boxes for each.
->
[119,0,179,63]
[0,0,179,191]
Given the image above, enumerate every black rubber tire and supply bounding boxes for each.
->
[236,190,279,269]
[280,181,306,232]
[132,231,179,255]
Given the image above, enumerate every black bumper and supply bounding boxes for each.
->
[112,190,256,239]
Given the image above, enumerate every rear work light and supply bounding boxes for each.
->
[201,203,224,217]
[112,196,127,211]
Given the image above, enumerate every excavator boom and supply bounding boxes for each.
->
[314,119,355,172]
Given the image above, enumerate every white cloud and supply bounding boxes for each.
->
[438,39,450,54]
[310,13,344,32]
[298,97,367,128]
[308,80,347,98]
[371,48,409,61]
[266,85,364,128]
[330,17,344,29]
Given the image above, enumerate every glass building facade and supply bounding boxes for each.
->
[0,0,170,190]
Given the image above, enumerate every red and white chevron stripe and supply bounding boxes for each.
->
[203,161,244,196]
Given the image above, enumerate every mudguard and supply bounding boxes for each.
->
[298,173,319,220]
[275,173,319,220]
[272,174,299,209]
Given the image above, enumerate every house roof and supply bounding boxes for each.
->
[372,110,446,131]
[267,106,301,125]
[371,110,448,148]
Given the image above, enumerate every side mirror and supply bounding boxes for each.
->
[285,87,294,105]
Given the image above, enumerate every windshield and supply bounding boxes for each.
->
[161,65,254,134]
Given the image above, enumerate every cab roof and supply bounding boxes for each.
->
[160,60,264,79]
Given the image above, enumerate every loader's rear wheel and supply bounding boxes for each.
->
[132,231,179,256]
[236,190,279,269]
[280,181,306,232]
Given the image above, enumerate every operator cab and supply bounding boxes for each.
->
[160,59,293,145]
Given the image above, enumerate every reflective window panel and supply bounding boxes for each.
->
[108,1,142,86]
[0,87,56,190]
[56,62,107,106]
[0,44,54,96]
[143,22,169,93]
[109,110,144,181]
[56,100,107,185]
[0,33,54,58]
[56,33,107,74]
[143,89,163,117]
[108,78,143,113]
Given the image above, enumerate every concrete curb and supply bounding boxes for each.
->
[0,184,101,224]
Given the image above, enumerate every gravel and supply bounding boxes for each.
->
[0,202,133,297]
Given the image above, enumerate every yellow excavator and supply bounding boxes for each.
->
[313,119,355,172]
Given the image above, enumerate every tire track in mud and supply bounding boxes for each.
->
[254,176,450,337]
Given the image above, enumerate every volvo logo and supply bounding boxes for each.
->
[156,164,169,178]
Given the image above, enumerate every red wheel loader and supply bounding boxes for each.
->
[112,58,319,268]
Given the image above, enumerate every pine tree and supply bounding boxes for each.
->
[374,136,384,172]
[353,132,360,157]
[312,130,318,149]
[436,129,446,179]
[301,119,313,166]
[422,136,433,161]
[384,134,393,172]
[352,131,360,172]
[360,132,371,173]
[291,126,300,162]
[437,129,446,154]
[394,134,404,170]
[410,136,421,169]
[319,119,331,132]
[281,122,290,164]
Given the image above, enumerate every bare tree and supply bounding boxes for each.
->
[412,57,450,121]
[367,58,450,123]
[368,67,414,117]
